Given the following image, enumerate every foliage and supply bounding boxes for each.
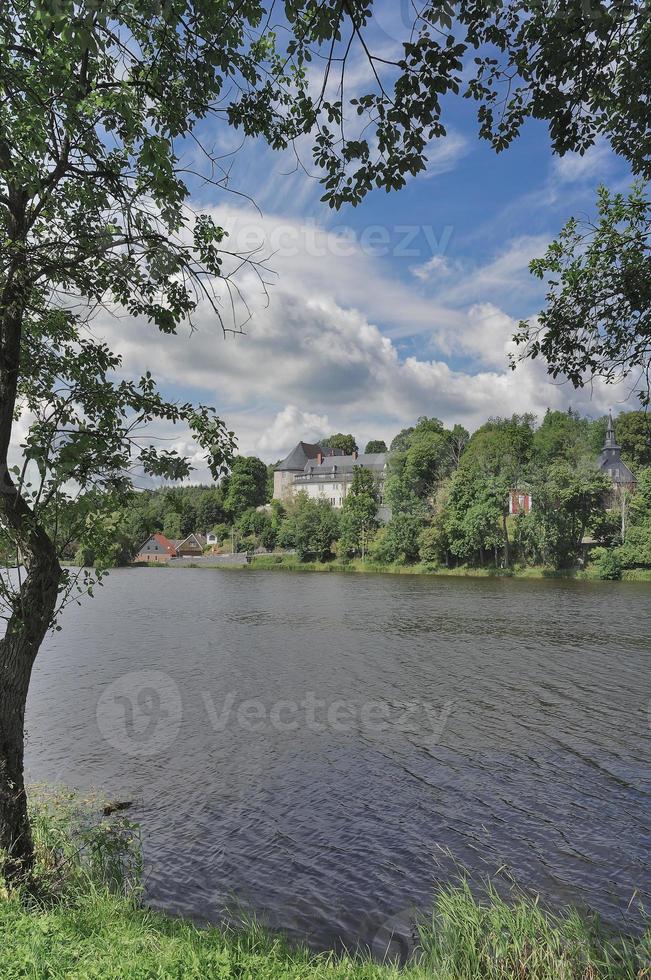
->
[339,468,380,558]
[532,409,604,467]
[162,511,182,541]
[364,439,387,454]
[527,463,611,569]
[390,427,415,453]
[370,511,426,565]
[592,548,623,581]
[386,417,455,511]
[615,411,651,469]
[516,183,651,405]
[278,493,340,562]
[612,467,651,568]
[237,507,277,551]
[223,456,269,518]
[325,433,358,455]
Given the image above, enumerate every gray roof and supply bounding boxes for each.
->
[597,412,636,485]
[276,440,347,472]
[276,441,323,472]
[303,452,387,476]
[597,450,635,484]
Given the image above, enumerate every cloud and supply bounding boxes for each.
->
[254,405,330,460]
[411,254,454,282]
[432,303,520,370]
[551,140,612,184]
[423,131,470,178]
[77,203,635,475]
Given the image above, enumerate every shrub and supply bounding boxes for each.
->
[592,547,622,580]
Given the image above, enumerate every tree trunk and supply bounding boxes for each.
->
[0,227,62,880]
[0,517,61,881]
[502,513,510,568]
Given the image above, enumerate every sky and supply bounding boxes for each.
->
[90,8,637,477]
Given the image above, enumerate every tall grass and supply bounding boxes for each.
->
[419,881,650,979]
[1,793,649,978]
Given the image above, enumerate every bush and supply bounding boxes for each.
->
[592,547,622,580]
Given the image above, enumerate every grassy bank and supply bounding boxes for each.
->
[222,553,651,582]
[1,792,649,978]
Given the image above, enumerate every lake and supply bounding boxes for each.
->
[25,568,651,956]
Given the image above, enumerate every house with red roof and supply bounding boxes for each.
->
[133,532,178,563]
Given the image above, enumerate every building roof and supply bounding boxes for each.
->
[302,452,387,476]
[597,412,636,485]
[136,532,177,555]
[177,532,206,549]
[275,441,324,472]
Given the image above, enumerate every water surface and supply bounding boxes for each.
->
[25,569,651,954]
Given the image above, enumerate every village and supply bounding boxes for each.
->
[132,412,639,571]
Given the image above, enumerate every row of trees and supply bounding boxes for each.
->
[59,408,650,574]
[253,410,650,575]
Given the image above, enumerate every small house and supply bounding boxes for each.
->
[133,533,177,563]
[174,533,206,557]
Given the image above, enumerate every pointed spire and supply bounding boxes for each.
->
[603,410,619,450]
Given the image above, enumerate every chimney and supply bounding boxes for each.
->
[316,451,323,465]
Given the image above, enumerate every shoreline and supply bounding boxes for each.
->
[3,791,648,980]
[131,555,651,582]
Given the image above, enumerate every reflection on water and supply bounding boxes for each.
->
[25,569,651,953]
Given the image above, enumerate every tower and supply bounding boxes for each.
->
[596,412,636,519]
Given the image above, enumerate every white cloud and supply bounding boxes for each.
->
[423,131,470,178]
[254,405,330,460]
[79,204,635,475]
[551,140,612,184]
[434,235,550,308]
[411,254,453,282]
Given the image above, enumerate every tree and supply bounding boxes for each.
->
[515,184,651,405]
[1,0,647,883]
[364,440,387,454]
[278,494,340,562]
[196,488,226,533]
[223,457,268,519]
[371,511,425,565]
[448,425,470,470]
[162,512,182,541]
[401,419,451,498]
[528,463,611,568]
[390,427,414,453]
[444,472,507,566]
[615,411,651,470]
[324,433,357,455]
[236,507,276,551]
[532,409,598,467]
[385,417,453,507]
[339,468,380,558]
[614,467,651,568]
[440,417,535,566]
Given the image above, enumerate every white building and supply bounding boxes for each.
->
[274,441,388,510]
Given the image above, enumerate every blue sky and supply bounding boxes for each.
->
[92,15,636,473]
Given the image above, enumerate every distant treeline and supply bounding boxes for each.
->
[52,409,650,579]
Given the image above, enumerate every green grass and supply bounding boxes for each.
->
[1,791,649,978]
[240,555,651,582]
